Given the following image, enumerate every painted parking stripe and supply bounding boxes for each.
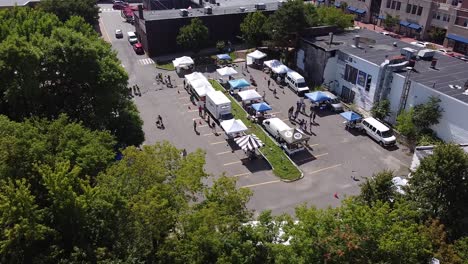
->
[230,172,250,177]
[216,150,231,155]
[188,109,198,113]
[223,161,241,166]
[203,133,214,136]
[314,152,329,158]
[138,58,155,65]
[199,124,209,128]
[307,164,342,175]
[210,141,226,145]
[242,180,281,188]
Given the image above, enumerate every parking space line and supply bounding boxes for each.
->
[199,124,209,128]
[216,150,232,155]
[178,97,189,100]
[309,144,319,147]
[281,118,290,121]
[211,141,226,145]
[223,161,241,166]
[314,152,329,158]
[183,103,192,106]
[188,109,198,113]
[203,133,214,136]
[242,180,281,188]
[270,111,281,115]
[307,164,342,175]
[231,172,250,177]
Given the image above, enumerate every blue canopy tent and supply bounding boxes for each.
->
[217,54,231,60]
[229,79,250,90]
[340,111,362,122]
[251,102,272,112]
[304,91,331,103]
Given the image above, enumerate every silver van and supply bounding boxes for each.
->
[322,91,343,112]
[360,117,396,147]
[127,31,138,44]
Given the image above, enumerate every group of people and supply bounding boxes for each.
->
[129,84,141,97]
[156,73,173,87]
[287,99,318,135]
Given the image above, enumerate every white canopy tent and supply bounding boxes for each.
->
[220,119,248,134]
[172,56,194,69]
[272,64,290,74]
[216,67,238,77]
[246,50,267,66]
[193,85,215,97]
[235,134,264,151]
[263,59,282,69]
[185,72,205,83]
[190,78,211,89]
[238,89,262,102]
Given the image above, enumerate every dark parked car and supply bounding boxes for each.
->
[133,43,144,54]
[113,2,128,10]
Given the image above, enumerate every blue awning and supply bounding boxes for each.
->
[355,9,366,14]
[408,23,422,30]
[228,79,250,89]
[399,21,410,27]
[334,2,341,7]
[340,111,362,122]
[347,6,356,12]
[447,33,468,44]
[304,91,331,103]
[251,102,272,112]
[377,15,386,20]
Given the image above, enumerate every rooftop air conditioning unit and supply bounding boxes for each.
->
[239,7,246,12]
[204,6,212,14]
[179,9,188,17]
[209,0,216,4]
[255,3,266,10]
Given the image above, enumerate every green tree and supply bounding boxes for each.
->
[240,11,267,47]
[412,96,443,132]
[0,8,143,147]
[39,0,99,25]
[216,40,225,53]
[358,170,400,206]
[316,6,354,30]
[428,27,447,44]
[383,14,400,29]
[371,99,391,120]
[408,143,468,239]
[396,108,417,139]
[177,18,209,53]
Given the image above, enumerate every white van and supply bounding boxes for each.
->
[360,117,396,147]
[285,71,309,94]
[127,31,138,44]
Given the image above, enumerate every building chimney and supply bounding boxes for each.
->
[430,59,437,69]
[138,5,143,19]
[354,35,360,48]
[328,32,334,48]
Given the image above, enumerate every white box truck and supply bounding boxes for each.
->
[206,91,233,120]
[262,117,309,155]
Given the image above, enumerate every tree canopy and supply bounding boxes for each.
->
[240,11,268,47]
[0,7,143,147]
[39,0,99,25]
[176,18,209,53]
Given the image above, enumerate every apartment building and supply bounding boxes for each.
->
[444,0,468,54]
[333,0,382,23]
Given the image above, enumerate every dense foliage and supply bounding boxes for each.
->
[39,0,99,25]
[371,99,391,120]
[176,18,209,53]
[240,11,268,47]
[0,8,144,147]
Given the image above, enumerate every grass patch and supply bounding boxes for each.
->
[155,61,175,71]
[228,51,237,60]
[209,80,302,181]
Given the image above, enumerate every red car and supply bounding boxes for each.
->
[133,43,144,54]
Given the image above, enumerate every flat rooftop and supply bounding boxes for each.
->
[304,29,468,104]
[0,0,40,7]
[140,1,278,21]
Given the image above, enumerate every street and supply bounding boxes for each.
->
[99,4,412,216]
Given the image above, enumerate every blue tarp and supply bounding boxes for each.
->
[400,21,410,27]
[334,2,341,7]
[228,79,250,89]
[217,54,231,60]
[447,33,468,44]
[251,102,272,112]
[304,91,331,103]
[408,23,422,30]
[347,6,356,12]
[340,111,362,122]
[355,9,366,14]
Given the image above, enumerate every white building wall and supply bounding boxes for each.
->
[387,73,468,143]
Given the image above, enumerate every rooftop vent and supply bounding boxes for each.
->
[353,35,360,48]
[204,6,212,14]
[239,6,246,12]
[255,3,266,10]
[179,9,188,17]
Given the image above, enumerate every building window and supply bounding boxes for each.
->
[396,1,401,10]
[365,75,372,91]
[386,0,391,8]
[436,13,441,20]
[464,19,468,27]
[391,1,396,9]
[406,4,411,13]
[443,14,448,21]
[412,5,417,14]
[417,6,423,16]
[344,64,358,85]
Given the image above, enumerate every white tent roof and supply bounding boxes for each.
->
[193,85,215,97]
[272,64,290,74]
[185,72,206,82]
[238,89,262,102]
[220,119,248,134]
[172,56,194,68]
[190,78,211,89]
[216,67,238,77]
[247,50,267,59]
[235,134,264,151]
[207,90,230,105]
[263,59,282,68]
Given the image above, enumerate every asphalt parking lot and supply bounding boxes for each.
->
[99,5,412,216]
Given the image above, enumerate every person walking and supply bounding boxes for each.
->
[263,91,266,101]
[294,109,299,120]
[193,120,197,133]
[183,79,186,89]
[296,100,301,111]
[310,105,314,116]
[309,120,313,134]
[312,112,317,123]
[301,103,306,114]
[267,79,271,89]
[288,106,294,119]
[198,105,203,117]
[212,121,217,134]
[273,88,277,98]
